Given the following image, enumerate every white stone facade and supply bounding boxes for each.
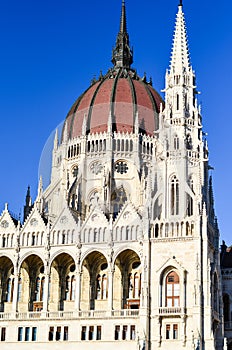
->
[0,2,224,349]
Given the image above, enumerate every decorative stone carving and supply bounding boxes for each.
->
[90,161,103,175]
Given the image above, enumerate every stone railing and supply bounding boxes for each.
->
[0,309,139,321]
[158,307,185,315]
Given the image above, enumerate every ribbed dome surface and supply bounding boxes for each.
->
[65,67,163,139]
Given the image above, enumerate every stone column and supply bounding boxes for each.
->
[108,268,114,311]
[42,273,50,313]
[12,274,19,313]
[75,271,82,311]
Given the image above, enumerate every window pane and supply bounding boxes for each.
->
[96,326,101,340]
[32,327,37,341]
[173,324,178,339]
[64,326,68,341]
[174,284,179,296]
[49,327,54,341]
[115,326,120,340]
[1,327,6,342]
[81,326,86,341]
[18,327,23,341]
[56,327,61,341]
[166,285,172,296]
[25,327,30,341]
[166,325,170,339]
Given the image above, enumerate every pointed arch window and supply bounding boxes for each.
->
[213,273,219,312]
[127,269,141,300]
[111,186,127,219]
[186,194,193,216]
[102,274,107,299]
[134,273,140,298]
[71,275,76,301]
[6,278,14,302]
[41,277,45,301]
[35,277,40,301]
[174,135,179,150]
[96,274,101,300]
[170,176,179,216]
[166,271,180,307]
[65,275,76,301]
[65,276,71,300]
[176,94,180,110]
[34,273,45,302]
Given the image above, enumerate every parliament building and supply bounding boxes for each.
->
[0,1,229,349]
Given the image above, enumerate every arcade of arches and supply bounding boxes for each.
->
[0,249,143,312]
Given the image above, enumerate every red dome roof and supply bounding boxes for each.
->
[64,1,164,139]
[65,68,163,139]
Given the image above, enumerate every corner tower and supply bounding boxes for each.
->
[150,2,223,349]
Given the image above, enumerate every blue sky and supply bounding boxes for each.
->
[0,0,231,243]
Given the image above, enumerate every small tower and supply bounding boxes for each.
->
[23,186,32,222]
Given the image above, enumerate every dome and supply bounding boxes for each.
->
[64,68,163,139]
[63,1,163,140]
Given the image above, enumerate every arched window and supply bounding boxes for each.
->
[128,273,133,298]
[170,176,179,216]
[65,276,71,301]
[186,134,192,150]
[96,274,101,300]
[35,277,40,301]
[213,273,219,312]
[102,274,107,299]
[65,274,76,301]
[95,272,108,300]
[186,194,193,216]
[174,135,179,150]
[6,278,14,302]
[127,267,141,301]
[71,275,76,301]
[166,271,180,307]
[134,273,140,298]
[41,277,45,301]
[176,94,179,110]
[111,186,127,219]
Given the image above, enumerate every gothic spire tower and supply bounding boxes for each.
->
[150,2,223,348]
[111,0,133,68]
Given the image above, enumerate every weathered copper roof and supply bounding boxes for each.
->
[64,68,163,139]
[63,1,164,140]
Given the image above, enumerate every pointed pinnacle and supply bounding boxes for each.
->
[120,0,127,34]
[111,0,133,68]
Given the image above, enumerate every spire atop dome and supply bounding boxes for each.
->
[170,2,191,73]
[112,0,133,69]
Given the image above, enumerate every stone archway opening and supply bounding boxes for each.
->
[0,256,14,312]
[19,254,44,312]
[50,253,75,311]
[114,249,141,309]
[81,251,108,311]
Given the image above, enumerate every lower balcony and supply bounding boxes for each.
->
[0,309,140,321]
[158,307,185,316]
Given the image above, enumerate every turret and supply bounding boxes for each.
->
[23,186,33,222]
